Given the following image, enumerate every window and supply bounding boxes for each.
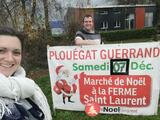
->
[114,20,121,28]
[114,11,120,14]
[101,21,108,30]
[100,11,108,15]
[125,14,135,29]
[145,12,153,27]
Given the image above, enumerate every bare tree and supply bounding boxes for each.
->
[31,0,36,25]
[42,0,51,36]
[0,0,19,28]
[20,0,30,32]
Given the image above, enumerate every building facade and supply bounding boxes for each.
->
[64,4,156,33]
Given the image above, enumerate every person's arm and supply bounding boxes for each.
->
[74,36,100,45]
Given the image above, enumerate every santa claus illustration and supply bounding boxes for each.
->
[53,65,78,104]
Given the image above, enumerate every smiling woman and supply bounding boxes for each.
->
[0,35,22,77]
[0,27,52,120]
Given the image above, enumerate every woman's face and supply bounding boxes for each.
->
[0,35,22,76]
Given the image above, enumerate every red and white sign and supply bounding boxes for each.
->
[85,103,100,116]
[47,42,160,115]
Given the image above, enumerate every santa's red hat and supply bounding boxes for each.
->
[56,65,64,75]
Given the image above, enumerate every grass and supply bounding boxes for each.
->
[35,75,160,120]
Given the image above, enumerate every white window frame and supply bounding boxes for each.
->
[101,21,108,30]
[100,11,108,15]
[114,20,121,28]
[144,12,153,27]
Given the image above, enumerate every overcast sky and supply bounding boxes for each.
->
[49,0,118,20]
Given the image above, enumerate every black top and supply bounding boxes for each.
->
[75,28,102,44]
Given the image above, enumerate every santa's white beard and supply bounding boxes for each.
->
[57,73,74,85]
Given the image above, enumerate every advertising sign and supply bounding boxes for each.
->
[47,42,160,115]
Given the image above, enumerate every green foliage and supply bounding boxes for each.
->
[52,34,74,46]
[100,28,156,41]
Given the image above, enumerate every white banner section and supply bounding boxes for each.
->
[47,42,160,115]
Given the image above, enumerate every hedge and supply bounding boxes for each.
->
[100,28,156,41]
